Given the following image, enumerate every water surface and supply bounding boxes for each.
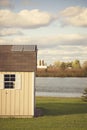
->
[36,77,87,97]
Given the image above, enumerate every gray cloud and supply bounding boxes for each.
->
[0,28,23,36]
[0,33,87,64]
[0,34,87,47]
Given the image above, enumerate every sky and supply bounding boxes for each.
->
[0,0,87,65]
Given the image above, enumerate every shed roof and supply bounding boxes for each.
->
[0,45,37,72]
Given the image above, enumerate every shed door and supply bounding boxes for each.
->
[0,73,21,115]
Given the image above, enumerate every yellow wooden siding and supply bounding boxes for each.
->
[10,90,15,115]
[19,72,24,115]
[0,90,1,115]
[0,72,35,117]
[29,72,35,115]
[6,90,11,115]
[1,90,6,115]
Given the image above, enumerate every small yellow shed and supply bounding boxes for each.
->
[0,45,37,118]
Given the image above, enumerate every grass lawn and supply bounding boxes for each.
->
[0,97,87,130]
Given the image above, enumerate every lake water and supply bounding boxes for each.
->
[36,77,87,97]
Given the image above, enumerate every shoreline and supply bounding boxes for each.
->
[36,92,83,98]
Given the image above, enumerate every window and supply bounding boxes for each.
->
[4,74,15,89]
[0,73,21,89]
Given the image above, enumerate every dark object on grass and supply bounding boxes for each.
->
[35,108,43,117]
[82,88,87,102]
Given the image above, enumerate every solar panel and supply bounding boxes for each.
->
[11,45,36,52]
[11,45,23,51]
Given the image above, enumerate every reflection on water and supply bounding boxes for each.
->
[36,77,87,97]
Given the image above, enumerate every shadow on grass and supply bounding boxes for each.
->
[37,102,87,116]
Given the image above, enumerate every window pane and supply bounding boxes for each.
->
[11,75,15,78]
[11,77,15,81]
[5,85,9,88]
[10,86,14,88]
[4,75,10,78]
[4,74,10,81]
[4,82,14,89]
[4,77,10,81]
[5,82,9,86]
[11,75,15,81]
[9,82,13,85]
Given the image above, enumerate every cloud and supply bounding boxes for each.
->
[1,6,87,29]
[0,9,56,28]
[37,34,87,49]
[0,0,12,7]
[0,28,23,36]
[0,33,87,46]
[60,6,87,27]
[38,45,87,64]
[0,33,87,64]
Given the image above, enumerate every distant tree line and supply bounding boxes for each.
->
[52,59,81,70]
[36,60,87,77]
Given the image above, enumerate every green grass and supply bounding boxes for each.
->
[0,97,87,130]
